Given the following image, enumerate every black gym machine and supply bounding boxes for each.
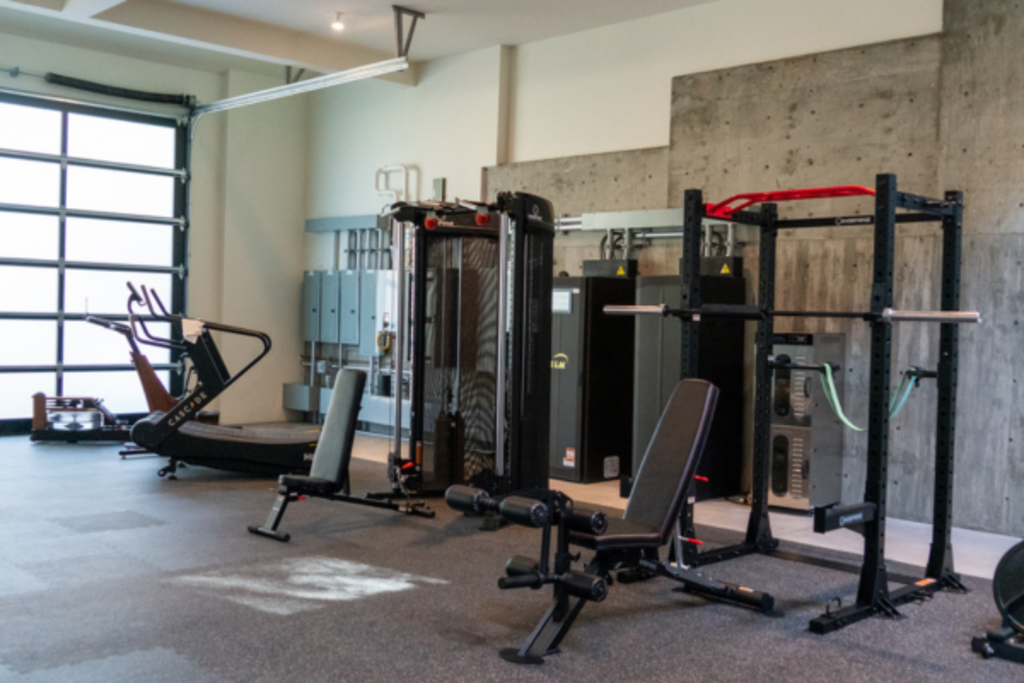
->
[607,174,979,633]
[248,367,434,543]
[125,284,323,478]
[372,192,555,501]
[249,192,556,541]
[446,378,772,664]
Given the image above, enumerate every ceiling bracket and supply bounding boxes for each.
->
[393,5,425,58]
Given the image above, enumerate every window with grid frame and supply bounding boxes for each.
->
[0,92,188,429]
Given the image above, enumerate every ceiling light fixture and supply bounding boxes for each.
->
[331,12,345,31]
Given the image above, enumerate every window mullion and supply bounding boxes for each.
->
[0,91,187,423]
[56,110,69,396]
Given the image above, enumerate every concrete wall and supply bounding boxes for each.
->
[670,37,946,521]
[484,146,669,276]
[666,3,1024,537]
[481,1,1022,536]
[934,0,1024,534]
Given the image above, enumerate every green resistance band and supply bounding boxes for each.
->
[818,365,920,432]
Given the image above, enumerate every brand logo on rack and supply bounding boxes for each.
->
[835,216,873,226]
[528,204,544,223]
[551,353,568,370]
[839,512,864,526]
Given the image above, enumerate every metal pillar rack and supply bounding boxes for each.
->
[675,174,968,634]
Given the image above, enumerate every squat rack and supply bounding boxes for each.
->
[668,174,967,632]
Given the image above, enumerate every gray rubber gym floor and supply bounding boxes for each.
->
[0,434,1018,683]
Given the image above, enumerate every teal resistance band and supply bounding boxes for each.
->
[888,368,920,418]
[818,365,920,432]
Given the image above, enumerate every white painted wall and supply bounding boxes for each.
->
[509,0,944,162]
[304,46,505,267]
[217,70,309,424]
[305,0,944,231]
[512,0,942,162]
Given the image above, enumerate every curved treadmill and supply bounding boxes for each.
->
[125,283,322,479]
[135,412,319,476]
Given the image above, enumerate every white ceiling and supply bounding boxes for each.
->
[161,0,716,61]
[0,5,281,75]
[0,0,718,77]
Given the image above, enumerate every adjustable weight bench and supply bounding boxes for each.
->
[248,369,433,542]
[446,378,773,664]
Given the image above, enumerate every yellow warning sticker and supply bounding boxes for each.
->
[616,266,625,276]
[720,264,731,275]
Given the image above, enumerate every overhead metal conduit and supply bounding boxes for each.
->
[192,57,409,120]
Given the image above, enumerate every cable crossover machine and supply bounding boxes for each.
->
[371,192,555,502]
[606,174,980,634]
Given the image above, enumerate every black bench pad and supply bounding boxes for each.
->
[279,475,339,494]
[568,517,661,551]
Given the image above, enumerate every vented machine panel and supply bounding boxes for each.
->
[768,333,846,510]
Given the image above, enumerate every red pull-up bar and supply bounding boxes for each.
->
[705,185,876,219]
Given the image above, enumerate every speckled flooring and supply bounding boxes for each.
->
[0,433,1018,682]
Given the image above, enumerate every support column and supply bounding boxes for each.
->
[926,190,964,581]
[857,173,897,607]
[745,203,777,549]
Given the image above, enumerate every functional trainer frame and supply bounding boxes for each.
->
[379,193,555,498]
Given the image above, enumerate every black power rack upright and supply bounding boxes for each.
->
[672,173,970,633]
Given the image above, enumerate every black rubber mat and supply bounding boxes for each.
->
[0,434,1018,682]
[50,510,165,534]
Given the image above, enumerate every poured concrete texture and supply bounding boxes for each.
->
[669,37,942,217]
[484,146,668,216]
[483,0,1021,537]
[667,37,951,524]
[484,146,669,275]
[660,0,1024,537]
[939,0,1024,235]
[934,0,1024,536]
